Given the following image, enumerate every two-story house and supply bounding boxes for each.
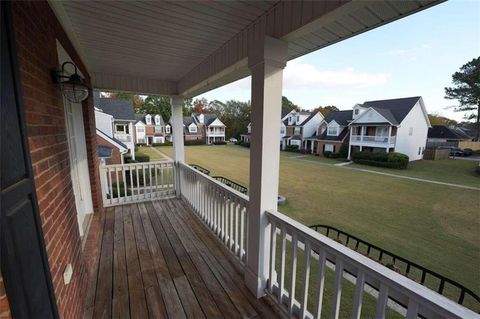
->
[94,93,135,160]
[307,110,352,154]
[134,114,171,145]
[283,110,324,149]
[192,113,226,144]
[241,110,291,149]
[347,97,431,161]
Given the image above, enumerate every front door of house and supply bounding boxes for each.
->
[0,3,58,317]
[63,99,94,236]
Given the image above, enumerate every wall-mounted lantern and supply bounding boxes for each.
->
[52,61,89,103]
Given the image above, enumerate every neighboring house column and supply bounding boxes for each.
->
[171,96,184,196]
[129,122,135,160]
[348,128,353,159]
[246,36,287,297]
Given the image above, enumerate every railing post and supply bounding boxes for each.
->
[171,95,184,197]
[245,36,287,298]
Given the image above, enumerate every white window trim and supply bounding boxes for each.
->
[327,125,338,136]
[189,125,198,133]
[165,125,171,133]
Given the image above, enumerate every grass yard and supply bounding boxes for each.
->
[139,144,480,309]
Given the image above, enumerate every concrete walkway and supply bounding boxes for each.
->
[287,156,480,191]
[148,146,172,161]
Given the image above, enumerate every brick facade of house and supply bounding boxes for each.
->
[97,135,123,165]
[0,276,10,318]
[6,2,104,318]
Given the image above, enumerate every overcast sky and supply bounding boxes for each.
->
[195,0,480,121]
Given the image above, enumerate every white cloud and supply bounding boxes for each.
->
[283,59,389,89]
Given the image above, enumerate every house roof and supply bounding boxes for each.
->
[135,113,165,125]
[94,95,136,121]
[97,145,113,158]
[323,110,352,126]
[311,127,350,142]
[357,96,422,125]
[428,125,472,140]
[96,129,128,150]
[299,111,320,126]
[192,113,223,126]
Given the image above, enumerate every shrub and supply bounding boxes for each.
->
[351,151,409,169]
[135,154,150,162]
[285,145,299,152]
[235,141,250,148]
[124,156,137,163]
[323,151,332,158]
[152,141,173,146]
[110,182,131,198]
[213,141,227,145]
[339,140,349,158]
[185,140,205,146]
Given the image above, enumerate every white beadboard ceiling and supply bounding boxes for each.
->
[49,0,443,96]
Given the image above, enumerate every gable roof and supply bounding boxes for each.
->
[96,129,128,151]
[135,113,165,125]
[299,111,321,126]
[428,125,472,140]
[192,112,223,126]
[324,110,352,126]
[360,96,422,125]
[94,96,136,121]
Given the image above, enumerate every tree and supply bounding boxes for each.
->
[208,99,251,139]
[316,105,339,117]
[428,113,457,127]
[282,96,299,114]
[139,96,171,121]
[192,97,209,113]
[445,57,480,140]
[183,97,193,116]
[105,91,144,109]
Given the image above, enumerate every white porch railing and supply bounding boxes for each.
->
[266,210,477,319]
[351,135,396,144]
[179,162,248,264]
[100,161,175,207]
[114,133,132,142]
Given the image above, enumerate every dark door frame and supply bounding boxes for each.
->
[0,2,59,318]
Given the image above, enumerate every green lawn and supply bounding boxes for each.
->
[140,144,480,310]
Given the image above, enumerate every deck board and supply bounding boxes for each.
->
[85,198,278,318]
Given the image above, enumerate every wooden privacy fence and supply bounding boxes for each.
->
[100,161,175,207]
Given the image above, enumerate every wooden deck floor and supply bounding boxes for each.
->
[84,198,279,318]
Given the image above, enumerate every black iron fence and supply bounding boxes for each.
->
[190,164,248,195]
[310,224,480,312]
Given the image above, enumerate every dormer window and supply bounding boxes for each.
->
[354,109,359,115]
[189,124,197,133]
[165,125,170,134]
[327,125,338,136]
[296,115,300,124]
[154,115,161,125]
[145,115,152,125]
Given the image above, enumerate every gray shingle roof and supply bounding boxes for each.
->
[324,110,352,126]
[135,113,165,125]
[361,96,421,125]
[428,125,472,140]
[94,96,136,121]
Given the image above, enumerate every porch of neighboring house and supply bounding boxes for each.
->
[85,199,279,318]
[349,125,397,155]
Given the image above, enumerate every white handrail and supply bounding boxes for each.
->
[179,162,248,264]
[99,160,175,207]
[266,209,478,319]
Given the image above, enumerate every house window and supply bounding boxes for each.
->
[155,126,162,133]
[422,146,425,154]
[146,115,152,125]
[327,125,338,136]
[166,125,170,133]
[137,138,146,144]
[296,115,300,123]
[280,127,285,135]
[155,116,161,125]
[137,126,145,133]
[409,127,413,136]
[190,125,197,133]
[325,144,334,152]
[116,124,125,133]
[418,147,421,155]
[294,127,301,134]
[354,109,359,115]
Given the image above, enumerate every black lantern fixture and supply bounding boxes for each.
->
[52,61,89,103]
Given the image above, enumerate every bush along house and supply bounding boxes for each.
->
[2,2,476,319]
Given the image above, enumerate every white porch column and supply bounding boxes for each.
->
[348,128,353,159]
[246,36,287,298]
[171,96,184,196]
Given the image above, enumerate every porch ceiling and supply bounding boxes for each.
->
[49,0,443,97]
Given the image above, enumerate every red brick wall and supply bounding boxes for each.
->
[97,135,123,165]
[10,2,103,318]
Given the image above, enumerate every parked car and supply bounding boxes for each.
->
[229,137,238,143]
[437,146,470,157]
